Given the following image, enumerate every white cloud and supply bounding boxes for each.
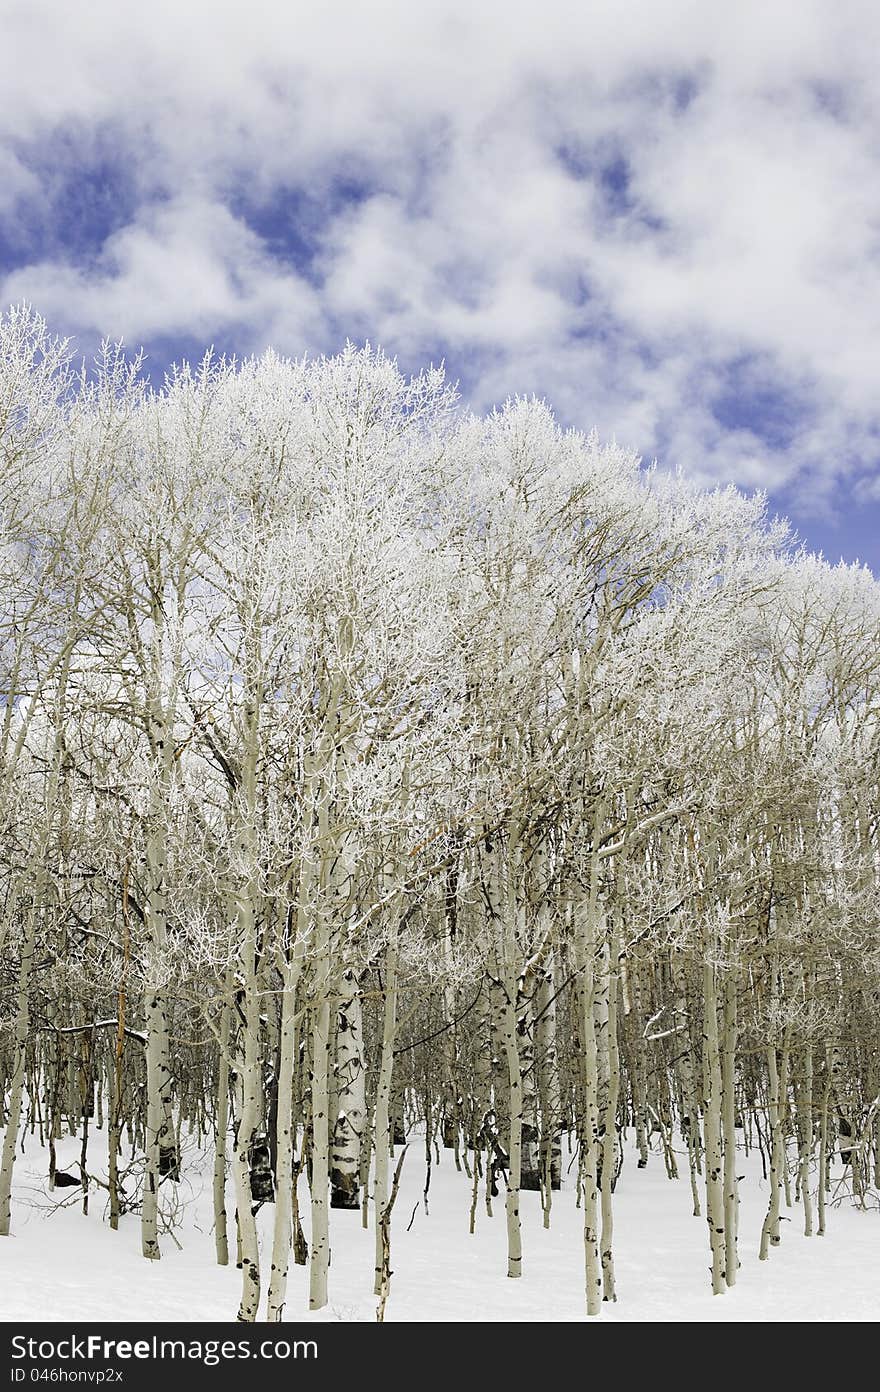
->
[1,0,879,516]
[1,197,322,353]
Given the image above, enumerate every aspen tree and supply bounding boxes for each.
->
[266,910,305,1320]
[330,969,366,1209]
[721,968,739,1280]
[373,901,401,1296]
[599,909,621,1301]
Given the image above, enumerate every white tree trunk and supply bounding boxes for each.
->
[266,930,304,1320]
[213,993,232,1266]
[308,983,331,1309]
[536,950,562,1209]
[373,918,399,1296]
[330,969,366,1210]
[600,917,619,1302]
[0,907,36,1235]
[702,953,725,1294]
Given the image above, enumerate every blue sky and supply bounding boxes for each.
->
[2,0,879,571]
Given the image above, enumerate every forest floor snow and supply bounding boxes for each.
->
[0,1129,878,1322]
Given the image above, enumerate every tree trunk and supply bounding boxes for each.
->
[373,917,400,1297]
[721,968,739,1285]
[600,915,620,1302]
[330,969,366,1210]
[702,951,725,1294]
[266,932,304,1320]
[0,907,37,1235]
[213,992,233,1266]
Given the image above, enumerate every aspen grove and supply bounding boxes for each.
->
[0,306,878,1321]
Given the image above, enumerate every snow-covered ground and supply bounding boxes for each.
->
[1,1129,877,1322]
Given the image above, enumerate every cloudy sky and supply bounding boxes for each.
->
[2,1,879,569]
